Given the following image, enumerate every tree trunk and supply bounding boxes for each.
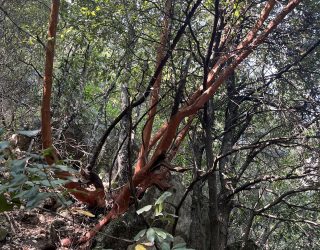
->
[116,82,131,184]
[41,0,60,164]
[203,98,221,250]
[135,0,172,172]
[115,4,136,185]
[218,199,233,249]
[213,72,239,249]
[189,132,207,249]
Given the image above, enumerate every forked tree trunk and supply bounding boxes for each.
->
[135,0,172,172]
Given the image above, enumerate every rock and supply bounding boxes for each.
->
[0,227,8,242]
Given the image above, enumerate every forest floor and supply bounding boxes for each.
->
[0,203,103,250]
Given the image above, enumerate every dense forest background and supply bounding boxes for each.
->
[0,0,319,249]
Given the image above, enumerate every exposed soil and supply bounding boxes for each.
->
[0,204,103,250]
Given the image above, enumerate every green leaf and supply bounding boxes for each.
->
[136,205,153,215]
[28,154,44,161]
[134,229,147,241]
[173,242,195,250]
[27,167,47,177]
[166,233,174,242]
[42,147,54,157]
[11,158,29,173]
[37,179,69,187]
[173,242,187,248]
[52,165,78,173]
[0,194,14,212]
[155,191,172,205]
[17,129,40,137]
[0,141,9,150]
[9,174,28,187]
[155,203,163,216]
[154,227,167,239]
[26,192,52,208]
[0,184,8,193]
[14,186,39,199]
[146,228,155,243]
[160,241,171,250]
[51,179,70,186]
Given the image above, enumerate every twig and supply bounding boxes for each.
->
[4,212,17,234]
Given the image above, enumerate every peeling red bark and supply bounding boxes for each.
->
[41,0,106,208]
[41,0,60,164]
[136,0,172,173]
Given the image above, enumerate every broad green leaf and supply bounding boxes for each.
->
[9,174,28,187]
[155,203,163,216]
[42,147,54,157]
[50,179,70,186]
[173,242,195,250]
[26,192,52,208]
[134,229,147,241]
[154,227,167,239]
[53,165,77,173]
[160,241,171,250]
[166,232,174,242]
[14,186,39,199]
[28,154,44,160]
[146,228,155,243]
[0,184,9,193]
[155,191,172,205]
[136,205,152,215]
[0,141,9,150]
[40,179,67,187]
[17,129,40,137]
[27,167,47,177]
[11,158,29,173]
[173,242,187,248]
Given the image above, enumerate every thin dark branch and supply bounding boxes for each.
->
[87,0,203,173]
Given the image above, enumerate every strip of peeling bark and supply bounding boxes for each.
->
[41,0,60,164]
[135,0,172,173]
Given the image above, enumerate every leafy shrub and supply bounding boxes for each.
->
[0,128,72,212]
[134,192,194,250]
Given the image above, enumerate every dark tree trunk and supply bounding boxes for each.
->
[189,132,207,249]
[116,83,131,184]
[115,6,136,185]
